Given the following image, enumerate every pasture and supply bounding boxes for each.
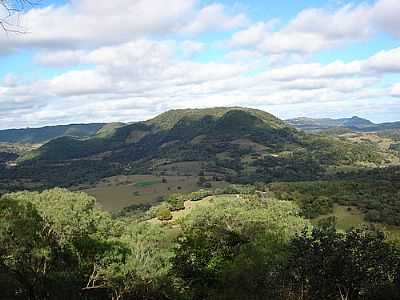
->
[83,174,227,212]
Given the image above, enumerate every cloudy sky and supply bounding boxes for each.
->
[0,0,400,129]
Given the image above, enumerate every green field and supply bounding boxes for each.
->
[315,205,400,239]
[313,205,365,230]
[83,175,227,212]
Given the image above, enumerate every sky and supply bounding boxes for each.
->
[0,0,400,129]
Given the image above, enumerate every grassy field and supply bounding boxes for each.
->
[314,205,400,240]
[313,205,365,231]
[83,175,227,212]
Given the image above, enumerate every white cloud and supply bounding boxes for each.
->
[230,21,277,48]
[2,0,400,129]
[365,47,400,73]
[229,3,373,55]
[0,0,248,52]
[229,0,400,55]
[180,3,248,35]
[390,83,400,97]
[372,0,400,37]
[3,40,399,129]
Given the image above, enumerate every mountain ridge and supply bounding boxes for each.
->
[0,123,109,144]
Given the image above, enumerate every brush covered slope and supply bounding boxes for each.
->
[4,107,390,188]
[0,123,109,144]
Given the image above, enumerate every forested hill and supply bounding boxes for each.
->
[286,116,375,131]
[0,123,110,144]
[5,107,392,189]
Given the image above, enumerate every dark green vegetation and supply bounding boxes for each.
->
[1,107,400,299]
[0,143,39,164]
[1,107,395,193]
[0,123,109,144]
[269,180,400,225]
[1,189,400,300]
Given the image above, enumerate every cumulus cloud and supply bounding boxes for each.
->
[180,3,248,35]
[229,3,373,55]
[1,0,400,129]
[366,47,400,73]
[0,0,246,52]
[2,39,399,129]
[229,0,400,55]
[372,0,400,37]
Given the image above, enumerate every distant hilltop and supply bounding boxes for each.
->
[286,116,400,132]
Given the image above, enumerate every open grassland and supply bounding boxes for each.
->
[315,205,400,240]
[83,174,227,212]
[313,205,365,230]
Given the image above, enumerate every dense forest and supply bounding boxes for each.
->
[1,189,400,300]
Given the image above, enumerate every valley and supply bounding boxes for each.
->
[1,107,400,300]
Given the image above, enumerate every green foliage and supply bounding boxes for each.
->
[156,206,173,221]
[269,180,400,225]
[134,180,161,188]
[0,189,175,300]
[287,225,400,300]
[187,189,213,201]
[1,188,400,299]
[0,189,117,299]
[166,193,185,211]
[0,123,104,144]
[172,198,309,299]
[93,223,175,300]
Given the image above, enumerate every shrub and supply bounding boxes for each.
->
[157,206,173,221]
[167,194,185,211]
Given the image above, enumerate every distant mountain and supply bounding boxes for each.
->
[286,116,375,131]
[362,121,400,132]
[0,123,110,144]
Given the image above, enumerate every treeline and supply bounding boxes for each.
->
[269,180,400,225]
[1,189,400,300]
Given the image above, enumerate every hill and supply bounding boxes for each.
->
[2,107,389,189]
[286,116,375,131]
[0,123,108,144]
[286,116,400,134]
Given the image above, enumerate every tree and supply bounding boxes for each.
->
[0,0,37,32]
[0,189,122,299]
[172,198,310,300]
[287,224,400,300]
[92,223,175,300]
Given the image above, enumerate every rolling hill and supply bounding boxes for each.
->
[286,116,400,134]
[4,107,390,189]
[0,123,109,144]
[286,116,375,131]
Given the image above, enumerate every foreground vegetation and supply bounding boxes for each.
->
[1,189,400,300]
[269,180,400,226]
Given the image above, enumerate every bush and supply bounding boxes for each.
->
[157,206,173,221]
[167,194,185,211]
[188,189,212,201]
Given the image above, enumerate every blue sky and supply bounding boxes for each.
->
[0,0,399,129]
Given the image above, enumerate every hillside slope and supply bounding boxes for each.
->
[0,123,108,144]
[286,116,375,131]
[287,116,400,133]
[8,107,389,188]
